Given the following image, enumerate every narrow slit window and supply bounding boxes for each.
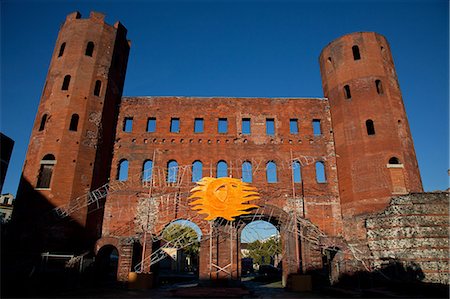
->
[36,154,56,189]
[58,42,66,57]
[170,118,180,133]
[147,118,156,132]
[142,160,153,182]
[123,117,133,132]
[290,119,299,134]
[39,114,48,131]
[94,80,102,96]
[217,160,228,178]
[266,118,275,135]
[266,161,277,183]
[192,160,203,182]
[118,159,129,181]
[344,85,351,99]
[292,161,301,183]
[375,80,383,95]
[194,118,204,133]
[85,41,94,57]
[167,160,178,183]
[61,75,71,90]
[218,118,228,133]
[352,45,361,60]
[242,161,252,183]
[242,118,251,135]
[315,161,326,183]
[69,114,79,131]
[366,119,375,135]
[313,119,321,136]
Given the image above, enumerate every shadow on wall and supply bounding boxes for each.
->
[1,177,107,298]
[314,258,448,298]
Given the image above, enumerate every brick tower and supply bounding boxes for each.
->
[12,12,130,252]
[319,32,423,217]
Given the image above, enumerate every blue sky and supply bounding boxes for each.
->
[1,0,448,195]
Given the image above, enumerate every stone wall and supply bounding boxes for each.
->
[366,192,449,284]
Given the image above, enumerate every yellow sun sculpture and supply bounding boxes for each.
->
[188,177,260,221]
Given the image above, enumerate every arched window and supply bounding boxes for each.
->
[375,80,383,95]
[36,154,56,188]
[192,160,203,182]
[167,160,178,183]
[217,160,228,178]
[39,114,48,131]
[118,159,129,181]
[58,42,66,57]
[292,161,301,183]
[366,119,375,135]
[266,161,277,183]
[315,161,326,183]
[94,80,102,96]
[85,41,94,57]
[242,161,252,183]
[352,45,361,60]
[344,85,351,99]
[388,157,400,164]
[69,114,79,131]
[142,160,153,182]
[61,75,71,90]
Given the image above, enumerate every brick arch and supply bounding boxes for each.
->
[95,236,121,254]
[153,217,209,238]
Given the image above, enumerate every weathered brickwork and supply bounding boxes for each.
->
[366,192,449,284]
[11,11,441,287]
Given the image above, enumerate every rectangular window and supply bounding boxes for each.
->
[123,117,133,132]
[290,119,299,134]
[170,118,180,133]
[242,118,251,134]
[194,118,204,133]
[147,117,156,132]
[266,118,275,135]
[313,119,321,136]
[218,118,228,133]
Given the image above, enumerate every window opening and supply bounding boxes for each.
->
[61,75,71,90]
[58,42,66,57]
[69,114,79,131]
[266,161,277,183]
[218,118,228,133]
[147,118,156,132]
[167,160,178,183]
[170,118,180,133]
[85,41,94,57]
[123,117,133,132]
[36,154,56,189]
[266,118,275,135]
[352,45,361,60]
[375,80,383,95]
[242,161,252,183]
[315,161,326,183]
[217,160,228,178]
[290,119,299,134]
[389,157,400,164]
[142,160,153,182]
[242,118,251,134]
[292,161,301,183]
[192,160,203,182]
[39,114,48,131]
[118,159,129,181]
[313,119,321,136]
[194,118,204,133]
[366,119,375,135]
[344,85,351,99]
[94,80,102,96]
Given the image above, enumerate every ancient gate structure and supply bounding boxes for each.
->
[11,11,438,287]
